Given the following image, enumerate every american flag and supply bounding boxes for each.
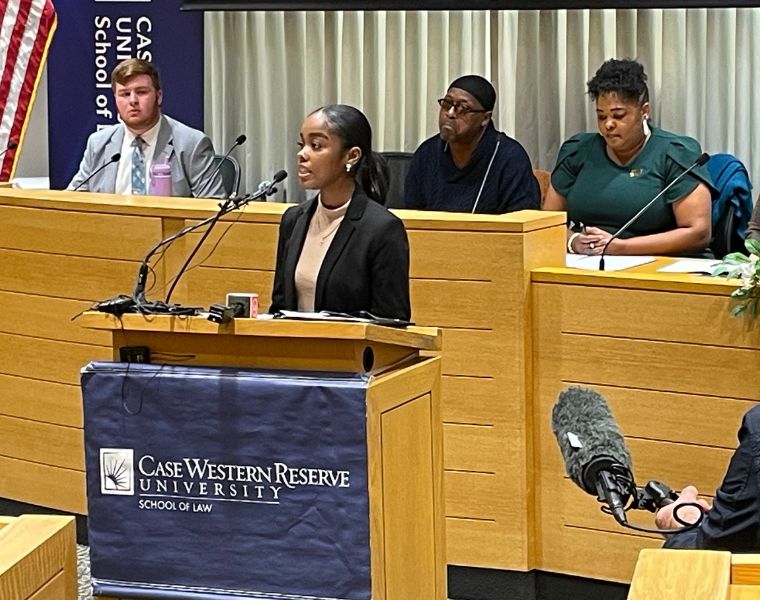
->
[0,0,56,181]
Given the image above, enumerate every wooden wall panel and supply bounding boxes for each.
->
[0,457,85,514]
[0,291,107,346]
[406,230,513,280]
[592,385,753,449]
[0,375,82,428]
[440,376,505,424]
[0,416,83,470]
[438,329,512,378]
[0,333,107,385]
[183,221,280,269]
[560,335,760,401]
[445,518,509,569]
[0,250,137,301]
[443,423,503,473]
[0,204,161,260]
[444,471,504,519]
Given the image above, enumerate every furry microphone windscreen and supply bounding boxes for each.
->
[551,385,632,494]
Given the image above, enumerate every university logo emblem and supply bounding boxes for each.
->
[100,448,134,495]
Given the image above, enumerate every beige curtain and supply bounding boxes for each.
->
[206,9,760,203]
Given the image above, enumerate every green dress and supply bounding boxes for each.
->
[551,128,712,238]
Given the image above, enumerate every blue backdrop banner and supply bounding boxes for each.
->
[81,362,372,600]
[47,0,204,190]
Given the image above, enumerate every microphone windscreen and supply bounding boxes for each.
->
[7,140,18,150]
[235,134,247,145]
[696,152,710,167]
[551,386,631,494]
[272,169,287,183]
[110,153,122,162]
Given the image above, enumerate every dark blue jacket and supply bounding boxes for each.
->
[707,153,753,240]
[664,405,760,550]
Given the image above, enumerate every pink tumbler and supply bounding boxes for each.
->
[149,161,172,196]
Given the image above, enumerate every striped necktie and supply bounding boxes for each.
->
[131,136,146,195]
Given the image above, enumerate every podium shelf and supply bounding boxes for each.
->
[78,312,441,373]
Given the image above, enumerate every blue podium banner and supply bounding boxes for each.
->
[47,0,204,190]
[81,362,372,600]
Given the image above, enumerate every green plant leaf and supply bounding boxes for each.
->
[745,238,760,256]
[723,252,750,264]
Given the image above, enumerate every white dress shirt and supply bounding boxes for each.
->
[114,119,163,195]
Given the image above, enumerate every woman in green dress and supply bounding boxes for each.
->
[544,58,713,256]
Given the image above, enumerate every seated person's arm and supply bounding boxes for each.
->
[746,199,760,243]
[584,182,712,256]
[656,409,760,551]
[542,183,565,212]
[655,485,711,549]
[543,184,602,254]
[655,485,711,529]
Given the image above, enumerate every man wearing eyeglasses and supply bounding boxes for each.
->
[404,74,539,214]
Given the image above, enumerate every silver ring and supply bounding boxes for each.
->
[589,243,595,249]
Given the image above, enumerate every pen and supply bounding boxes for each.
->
[580,222,587,234]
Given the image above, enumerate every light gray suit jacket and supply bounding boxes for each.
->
[68,114,226,199]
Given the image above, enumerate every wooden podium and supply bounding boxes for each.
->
[79,312,446,600]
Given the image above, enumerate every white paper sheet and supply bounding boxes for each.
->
[657,259,720,274]
[565,254,656,271]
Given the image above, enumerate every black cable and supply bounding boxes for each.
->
[613,502,707,535]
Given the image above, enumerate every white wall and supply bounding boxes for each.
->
[15,66,49,179]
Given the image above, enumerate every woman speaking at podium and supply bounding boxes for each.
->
[543,58,713,257]
[270,105,411,321]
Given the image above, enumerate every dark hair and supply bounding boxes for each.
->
[111,58,161,91]
[586,58,648,105]
[317,104,389,204]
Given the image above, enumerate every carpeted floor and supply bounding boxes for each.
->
[77,545,92,600]
[76,548,457,600]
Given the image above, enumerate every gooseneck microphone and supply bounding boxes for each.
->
[599,152,710,271]
[95,171,286,316]
[0,139,18,160]
[551,385,705,533]
[72,153,122,192]
[203,134,247,198]
[163,169,288,304]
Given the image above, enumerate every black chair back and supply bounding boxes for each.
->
[711,203,744,258]
[212,154,241,198]
[379,151,413,208]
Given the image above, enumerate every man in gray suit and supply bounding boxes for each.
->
[68,58,225,198]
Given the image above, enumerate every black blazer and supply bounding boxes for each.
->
[270,190,411,320]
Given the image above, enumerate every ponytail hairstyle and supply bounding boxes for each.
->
[318,104,389,204]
